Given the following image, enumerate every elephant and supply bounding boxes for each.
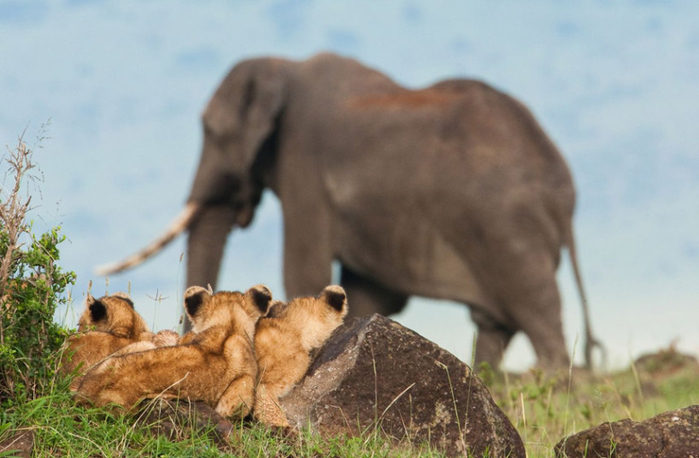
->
[98,52,602,370]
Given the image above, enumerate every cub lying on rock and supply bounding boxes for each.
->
[77,285,272,418]
[60,292,154,390]
[254,285,348,427]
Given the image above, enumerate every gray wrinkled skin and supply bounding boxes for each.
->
[185,52,592,369]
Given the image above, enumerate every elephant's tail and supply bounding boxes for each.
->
[567,225,606,369]
[94,202,201,276]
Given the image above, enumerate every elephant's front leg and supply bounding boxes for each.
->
[281,210,334,298]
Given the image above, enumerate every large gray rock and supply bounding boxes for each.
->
[280,314,525,458]
[555,404,699,457]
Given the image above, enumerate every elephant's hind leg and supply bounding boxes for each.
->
[340,265,408,319]
[463,224,570,370]
[490,244,570,369]
[509,278,570,369]
[470,308,516,370]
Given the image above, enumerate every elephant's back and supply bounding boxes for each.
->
[431,77,576,217]
[299,52,401,97]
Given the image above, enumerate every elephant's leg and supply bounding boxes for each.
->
[186,205,237,332]
[449,221,570,369]
[340,265,409,318]
[507,278,570,369]
[470,308,516,370]
[484,242,570,369]
[282,219,333,299]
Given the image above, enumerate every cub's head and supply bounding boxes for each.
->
[285,285,349,351]
[77,292,150,339]
[264,299,288,319]
[184,284,272,336]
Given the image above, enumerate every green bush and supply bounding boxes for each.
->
[0,136,76,404]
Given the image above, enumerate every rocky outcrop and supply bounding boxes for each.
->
[279,314,525,458]
[555,404,699,457]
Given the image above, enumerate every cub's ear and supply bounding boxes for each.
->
[319,285,348,314]
[85,292,95,310]
[111,291,134,308]
[265,300,287,319]
[88,295,108,323]
[247,284,272,315]
[184,286,211,319]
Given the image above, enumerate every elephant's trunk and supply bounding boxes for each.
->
[95,202,201,276]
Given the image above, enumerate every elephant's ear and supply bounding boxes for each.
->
[239,60,286,168]
[190,58,287,204]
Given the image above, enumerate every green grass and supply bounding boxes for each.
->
[483,346,699,457]
[2,346,698,457]
[0,372,447,457]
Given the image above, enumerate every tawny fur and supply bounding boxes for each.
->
[152,329,180,347]
[108,329,180,358]
[60,292,154,390]
[76,285,271,418]
[254,285,348,427]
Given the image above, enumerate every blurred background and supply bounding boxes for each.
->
[1,1,697,371]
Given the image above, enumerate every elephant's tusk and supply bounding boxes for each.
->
[94,202,202,276]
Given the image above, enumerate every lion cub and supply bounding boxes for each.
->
[77,285,272,418]
[254,285,348,427]
[60,292,154,390]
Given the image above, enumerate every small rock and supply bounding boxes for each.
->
[135,398,238,447]
[634,346,699,379]
[555,404,699,457]
[0,429,34,458]
[280,314,525,458]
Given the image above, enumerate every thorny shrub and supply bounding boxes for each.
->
[0,133,75,404]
